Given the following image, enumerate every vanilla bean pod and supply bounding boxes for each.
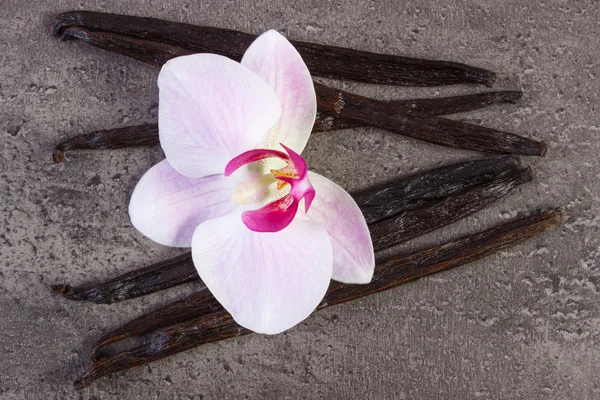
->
[52,156,518,304]
[59,27,188,67]
[53,11,496,87]
[55,27,544,157]
[53,124,159,163]
[74,208,564,389]
[314,90,522,132]
[355,155,519,223]
[51,252,197,303]
[371,167,532,251]
[314,83,546,156]
[53,89,522,163]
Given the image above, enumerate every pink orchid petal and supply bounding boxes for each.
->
[303,189,316,212]
[241,194,299,232]
[129,160,238,247]
[158,54,281,178]
[241,30,316,154]
[305,172,375,284]
[191,212,333,334]
[224,148,289,177]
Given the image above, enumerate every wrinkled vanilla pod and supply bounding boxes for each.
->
[53,11,496,87]
[314,83,546,156]
[53,90,522,163]
[73,209,564,389]
[370,167,532,250]
[54,27,544,157]
[52,156,519,304]
[354,155,519,224]
[314,90,523,132]
[52,253,197,303]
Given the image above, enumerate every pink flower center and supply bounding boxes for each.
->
[224,144,315,233]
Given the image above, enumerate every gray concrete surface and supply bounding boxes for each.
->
[1,0,599,398]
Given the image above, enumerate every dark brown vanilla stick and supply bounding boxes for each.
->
[314,90,522,132]
[314,83,546,156]
[53,124,159,163]
[370,167,532,251]
[51,253,197,303]
[323,209,564,304]
[354,155,519,224]
[56,27,544,157]
[74,209,564,389]
[52,156,518,304]
[53,11,496,87]
[53,90,522,163]
[59,27,189,67]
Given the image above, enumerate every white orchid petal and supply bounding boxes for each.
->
[191,212,333,334]
[241,30,316,154]
[129,160,238,247]
[158,54,281,178]
[305,171,375,284]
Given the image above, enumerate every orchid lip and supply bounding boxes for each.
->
[224,144,315,232]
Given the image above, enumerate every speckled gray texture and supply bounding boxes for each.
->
[1,0,599,398]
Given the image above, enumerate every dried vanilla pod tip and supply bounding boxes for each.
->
[51,252,197,304]
[53,124,159,163]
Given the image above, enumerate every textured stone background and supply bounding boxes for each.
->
[1,0,599,398]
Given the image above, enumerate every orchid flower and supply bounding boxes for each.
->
[128,30,374,334]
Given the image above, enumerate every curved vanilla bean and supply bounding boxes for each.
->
[52,156,518,304]
[74,209,564,389]
[54,11,496,87]
[53,90,522,162]
[90,290,217,359]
